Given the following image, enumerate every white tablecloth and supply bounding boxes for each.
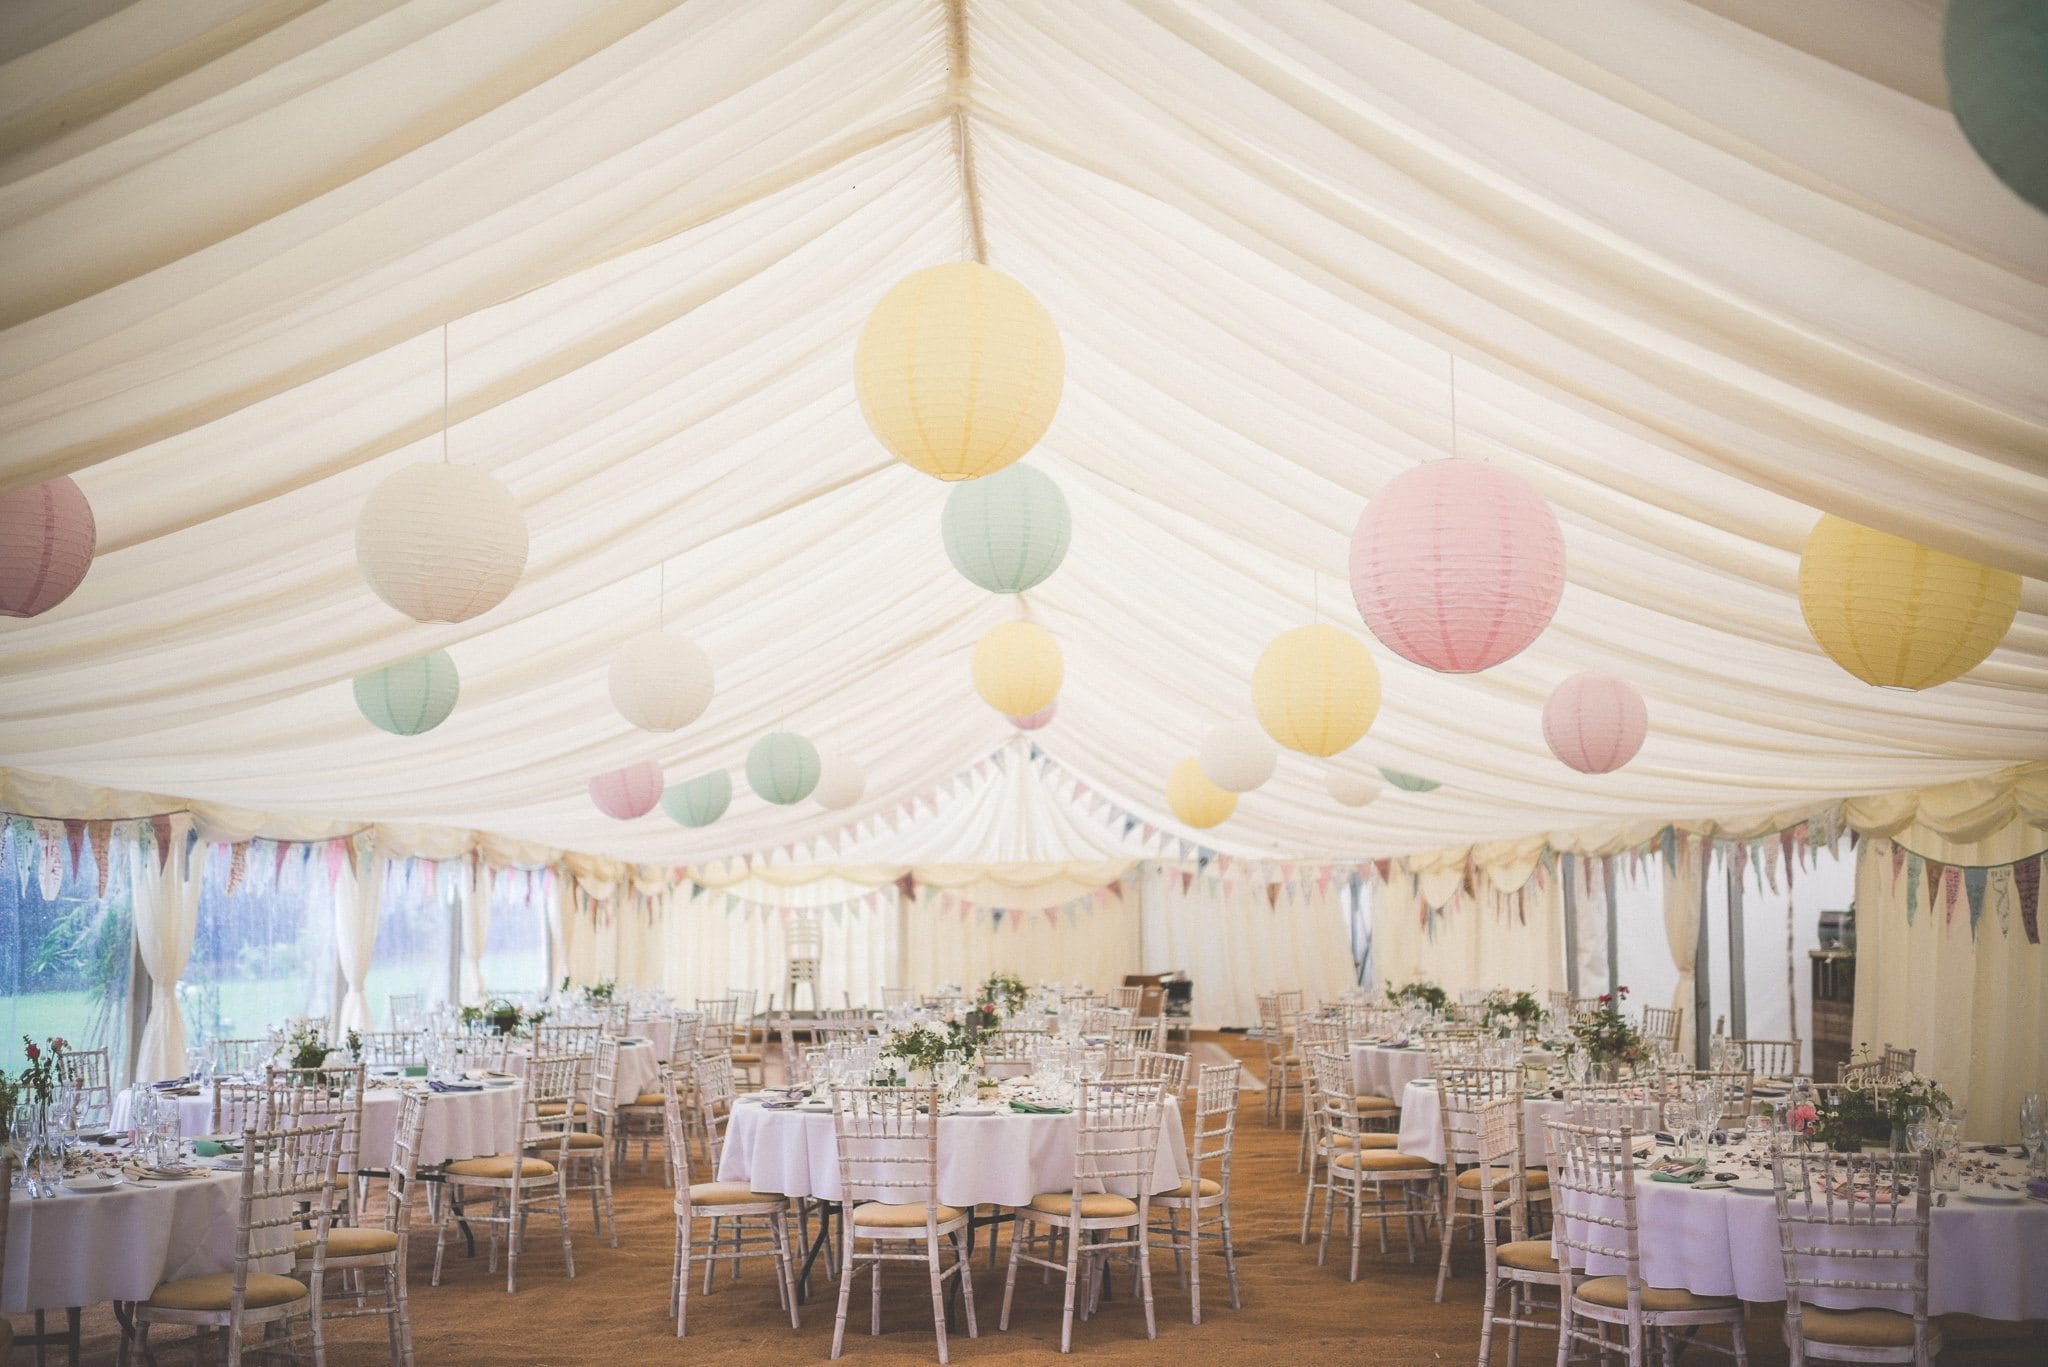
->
[4,1168,288,1314]
[718,1102,1187,1208]
[114,1082,525,1168]
[505,1039,660,1107]
[626,1017,674,1061]
[1556,1139,2048,1320]
[1350,1042,1433,1099]
[1395,1080,1660,1169]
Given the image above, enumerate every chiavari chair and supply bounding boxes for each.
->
[1310,1048,1437,1277]
[296,1088,428,1366]
[1257,991,1305,1128]
[384,993,422,1029]
[1470,1096,1561,1367]
[431,1052,578,1293]
[1639,1006,1684,1055]
[210,1037,276,1077]
[56,1045,114,1129]
[1546,1118,1748,1367]
[269,1062,367,1224]
[830,1085,976,1362]
[1734,1037,1801,1080]
[1150,1062,1243,1324]
[663,1073,798,1337]
[540,1036,618,1247]
[1433,1065,1547,1302]
[1769,1148,1940,1365]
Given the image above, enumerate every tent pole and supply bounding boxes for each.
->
[1694,845,1713,1066]
[1726,850,1747,1038]
[1605,859,1619,1002]
[1560,853,1579,999]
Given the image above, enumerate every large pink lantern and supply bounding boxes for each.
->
[1350,458,1565,673]
[1009,700,1057,731]
[589,759,664,819]
[0,477,96,618]
[1542,673,1648,774]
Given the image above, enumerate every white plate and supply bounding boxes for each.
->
[1729,1182,1774,1197]
[1963,1192,2025,1205]
[948,1106,1000,1117]
[797,1102,833,1112]
[617,1037,648,1045]
[62,1174,125,1193]
[480,1077,517,1087]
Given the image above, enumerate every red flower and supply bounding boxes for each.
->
[1596,994,1611,1005]
[23,1042,38,1061]
[50,1036,68,1053]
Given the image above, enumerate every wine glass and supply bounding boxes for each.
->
[1662,1099,1692,1157]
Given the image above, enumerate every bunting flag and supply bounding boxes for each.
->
[1660,826,1677,873]
[87,819,114,898]
[1925,860,1949,921]
[1964,867,1987,939]
[149,813,173,874]
[225,840,249,895]
[1942,865,1962,922]
[1993,868,2013,938]
[2016,857,2040,945]
[1905,854,1921,923]
[1889,842,1906,885]
[323,838,346,893]
[34,818,65,898]
[8,817,28,896]
[62,819,86,880]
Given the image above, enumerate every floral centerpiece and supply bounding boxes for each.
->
[460,998,544,1037]
[580,978,617,1005]
[978,972,1028,1018]
[1387,980,1448,1015]
[1481,990,1547,1031]
[879,1025,961,1084]
[1806,1062,1950,1152]
[4,1036,67,1143]
[1569,987,1644,1072]
[283,1023,332,1072]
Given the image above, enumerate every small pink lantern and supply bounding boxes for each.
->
[589,759,663,819]
[0,476,96,618]
[1350,458,1565,673]
[1009,700,1057,731]
[1543,673,1648,774]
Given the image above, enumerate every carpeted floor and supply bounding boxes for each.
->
[20,1034,2039,1365]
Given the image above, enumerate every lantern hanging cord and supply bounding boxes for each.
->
[945,0,988,265]
[441,324,450,464]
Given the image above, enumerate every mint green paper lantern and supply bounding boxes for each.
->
[1946,0,2048,213]
[1378,767,1440,793]
[353,649,459,735]
[747,732,820,805]
[662,770,731,828]
[941,462,1071,593]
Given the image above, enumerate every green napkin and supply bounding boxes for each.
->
[1652,1168,1704,1184]
[403,1066,429,1078]
[191,1139,242,1157]
[1008,1101,1072,1115]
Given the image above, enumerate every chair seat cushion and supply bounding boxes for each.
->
[534,1101,588,1117]
[690,1181,783,1207]
[1457,1167,1551,1191]
[1027,1192,1138,1218]
[1797,1307,1925,1348]
[444,1155,555,1180]
[1330,1150,1436,1172]
[296,1227,400,1258]
[1275,1054,1302,1066]
[531,1131,608,1151]
[1353,1094,1400,1111]
[629,1092,668,1107]
[1575,1277,1736,1312]
[852,1200,966,1226]
[1495,1239,1559,1274]
[731,1052,763,1064]
[1162,1177,1222,1199]
[148,1273,308,1312]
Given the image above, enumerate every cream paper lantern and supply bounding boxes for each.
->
[855,263,1064,481]
[1199,719,1278,793]
[608,630,714,732]
[971,620,1063,716]
[813,753,867,811]
[1326,770,1380,808]
[1252,624,1381,757]
[1167,757,1236,830]
[356,464,528,623]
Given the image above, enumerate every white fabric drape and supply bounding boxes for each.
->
[654,881,896,1010]
[332,840,386,1033]
[1140,866,1355,1029]
[128,816,203,1084]
[1662,838,1705,1051]
[1371,872,1566,1006]
[458,856,491,1006]
[546,869,573,997]
[1850,842,2047,1142]
[904,886,1141,1000]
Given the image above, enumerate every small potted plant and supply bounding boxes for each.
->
[975,1075,1002,1103]
[1569,987,1644,1082]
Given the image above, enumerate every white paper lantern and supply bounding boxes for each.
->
[607,630,714,732]
[813,754,867,810]
[1326,770,1380,807]
[356,464,528,623]
[1199,719,1278,793]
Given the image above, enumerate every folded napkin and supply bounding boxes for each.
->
[190,1139,244,1158]
[150,1076,192,1090]
[1008,1100,1072,1115]
[2027,1178,2048,1201]
[427,1080,482,1093]
[1652,1169,1705,1184]
[403,1065,429,1078]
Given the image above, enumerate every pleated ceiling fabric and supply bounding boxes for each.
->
[0,0,2042,868]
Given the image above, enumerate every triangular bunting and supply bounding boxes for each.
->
[2015,857,2040,945]
[1964,867,1987,939]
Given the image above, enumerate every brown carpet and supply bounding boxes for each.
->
[18,1035,2038,1364]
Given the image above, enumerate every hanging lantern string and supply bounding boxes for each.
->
[944,0,988,266]
[440,324,450,464]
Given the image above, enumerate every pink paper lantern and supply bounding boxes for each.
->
[1350,458,1565,673]
[589,759,663,819]
[0,476,96,618]
[1543,673,1648,774]
[1009,700,1057,731]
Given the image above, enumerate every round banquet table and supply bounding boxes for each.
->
[625,1015,675,1061]
[718,1099,1187,1208]
[1350,1041,1433,1099]
[1395,1079,1661,1169]
[114,1080,524,1169]
[4,1164,289,1314]
[1556,1138,2048,1321]
[505,1038,661,1107]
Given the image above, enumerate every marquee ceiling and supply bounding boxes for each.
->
[0,0,2043,865]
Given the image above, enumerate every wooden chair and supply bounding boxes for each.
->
[1293,1016,1350,1169]
[830,1085,976,1362]
[210,1079,272,1136]
[1111,1019,1162,1057]
[662,1072,799,1336]
[1435,1064,1548,1302]
[1106,986,1144,1012]
[1001,1080,1164,1353]
[385,993,422,1029]
[785,913,824,1015]
[269,1062,366,1224]
[295,1088,427,1366]
[1471,1096,1562,1367]
[543,1036,618,1247]
[209,1037,275,1077]
[57,1045,114,1129]
[1310,1048,1436,1277]
[1150,1061,1243,1323]
[1735,1038,1801,1079]
[1769,1147,1940,1365]
[431,1052,578,1293]
[1132,1049,1188,1098]
[1257,991,1305,1128]
[529,1022,601,1059]
[1298,1044,1399,1242]
[1639,1006,1684,1055]
[124,1120,343,1367]
[354,1031,427,1068]
[725,988,766,1088]
[1880,1046,1917,1080]
[982,1029,1043,1077]
[1547,1118,1749,1367]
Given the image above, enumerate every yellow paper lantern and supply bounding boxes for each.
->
[971,620,1063,716]
[1252,624,1381,757]
[1798,515,2020,690]
[1167,757,1237,829]
[855,263,1064,481]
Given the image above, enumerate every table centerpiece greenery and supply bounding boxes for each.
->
[1387,979,1448,1015]
[460,997,544,1037]
[1569,987,1644,1073]
[1481,989,1548,1031]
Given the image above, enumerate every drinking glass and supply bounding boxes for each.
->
[1662,1099,1691,1155]
[1693,1087,1722,1148]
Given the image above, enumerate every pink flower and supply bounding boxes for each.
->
[1790,1103,1818,1134]
[49,1037,68,1053]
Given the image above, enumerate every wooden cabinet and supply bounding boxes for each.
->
[1809,949,1854,1083]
